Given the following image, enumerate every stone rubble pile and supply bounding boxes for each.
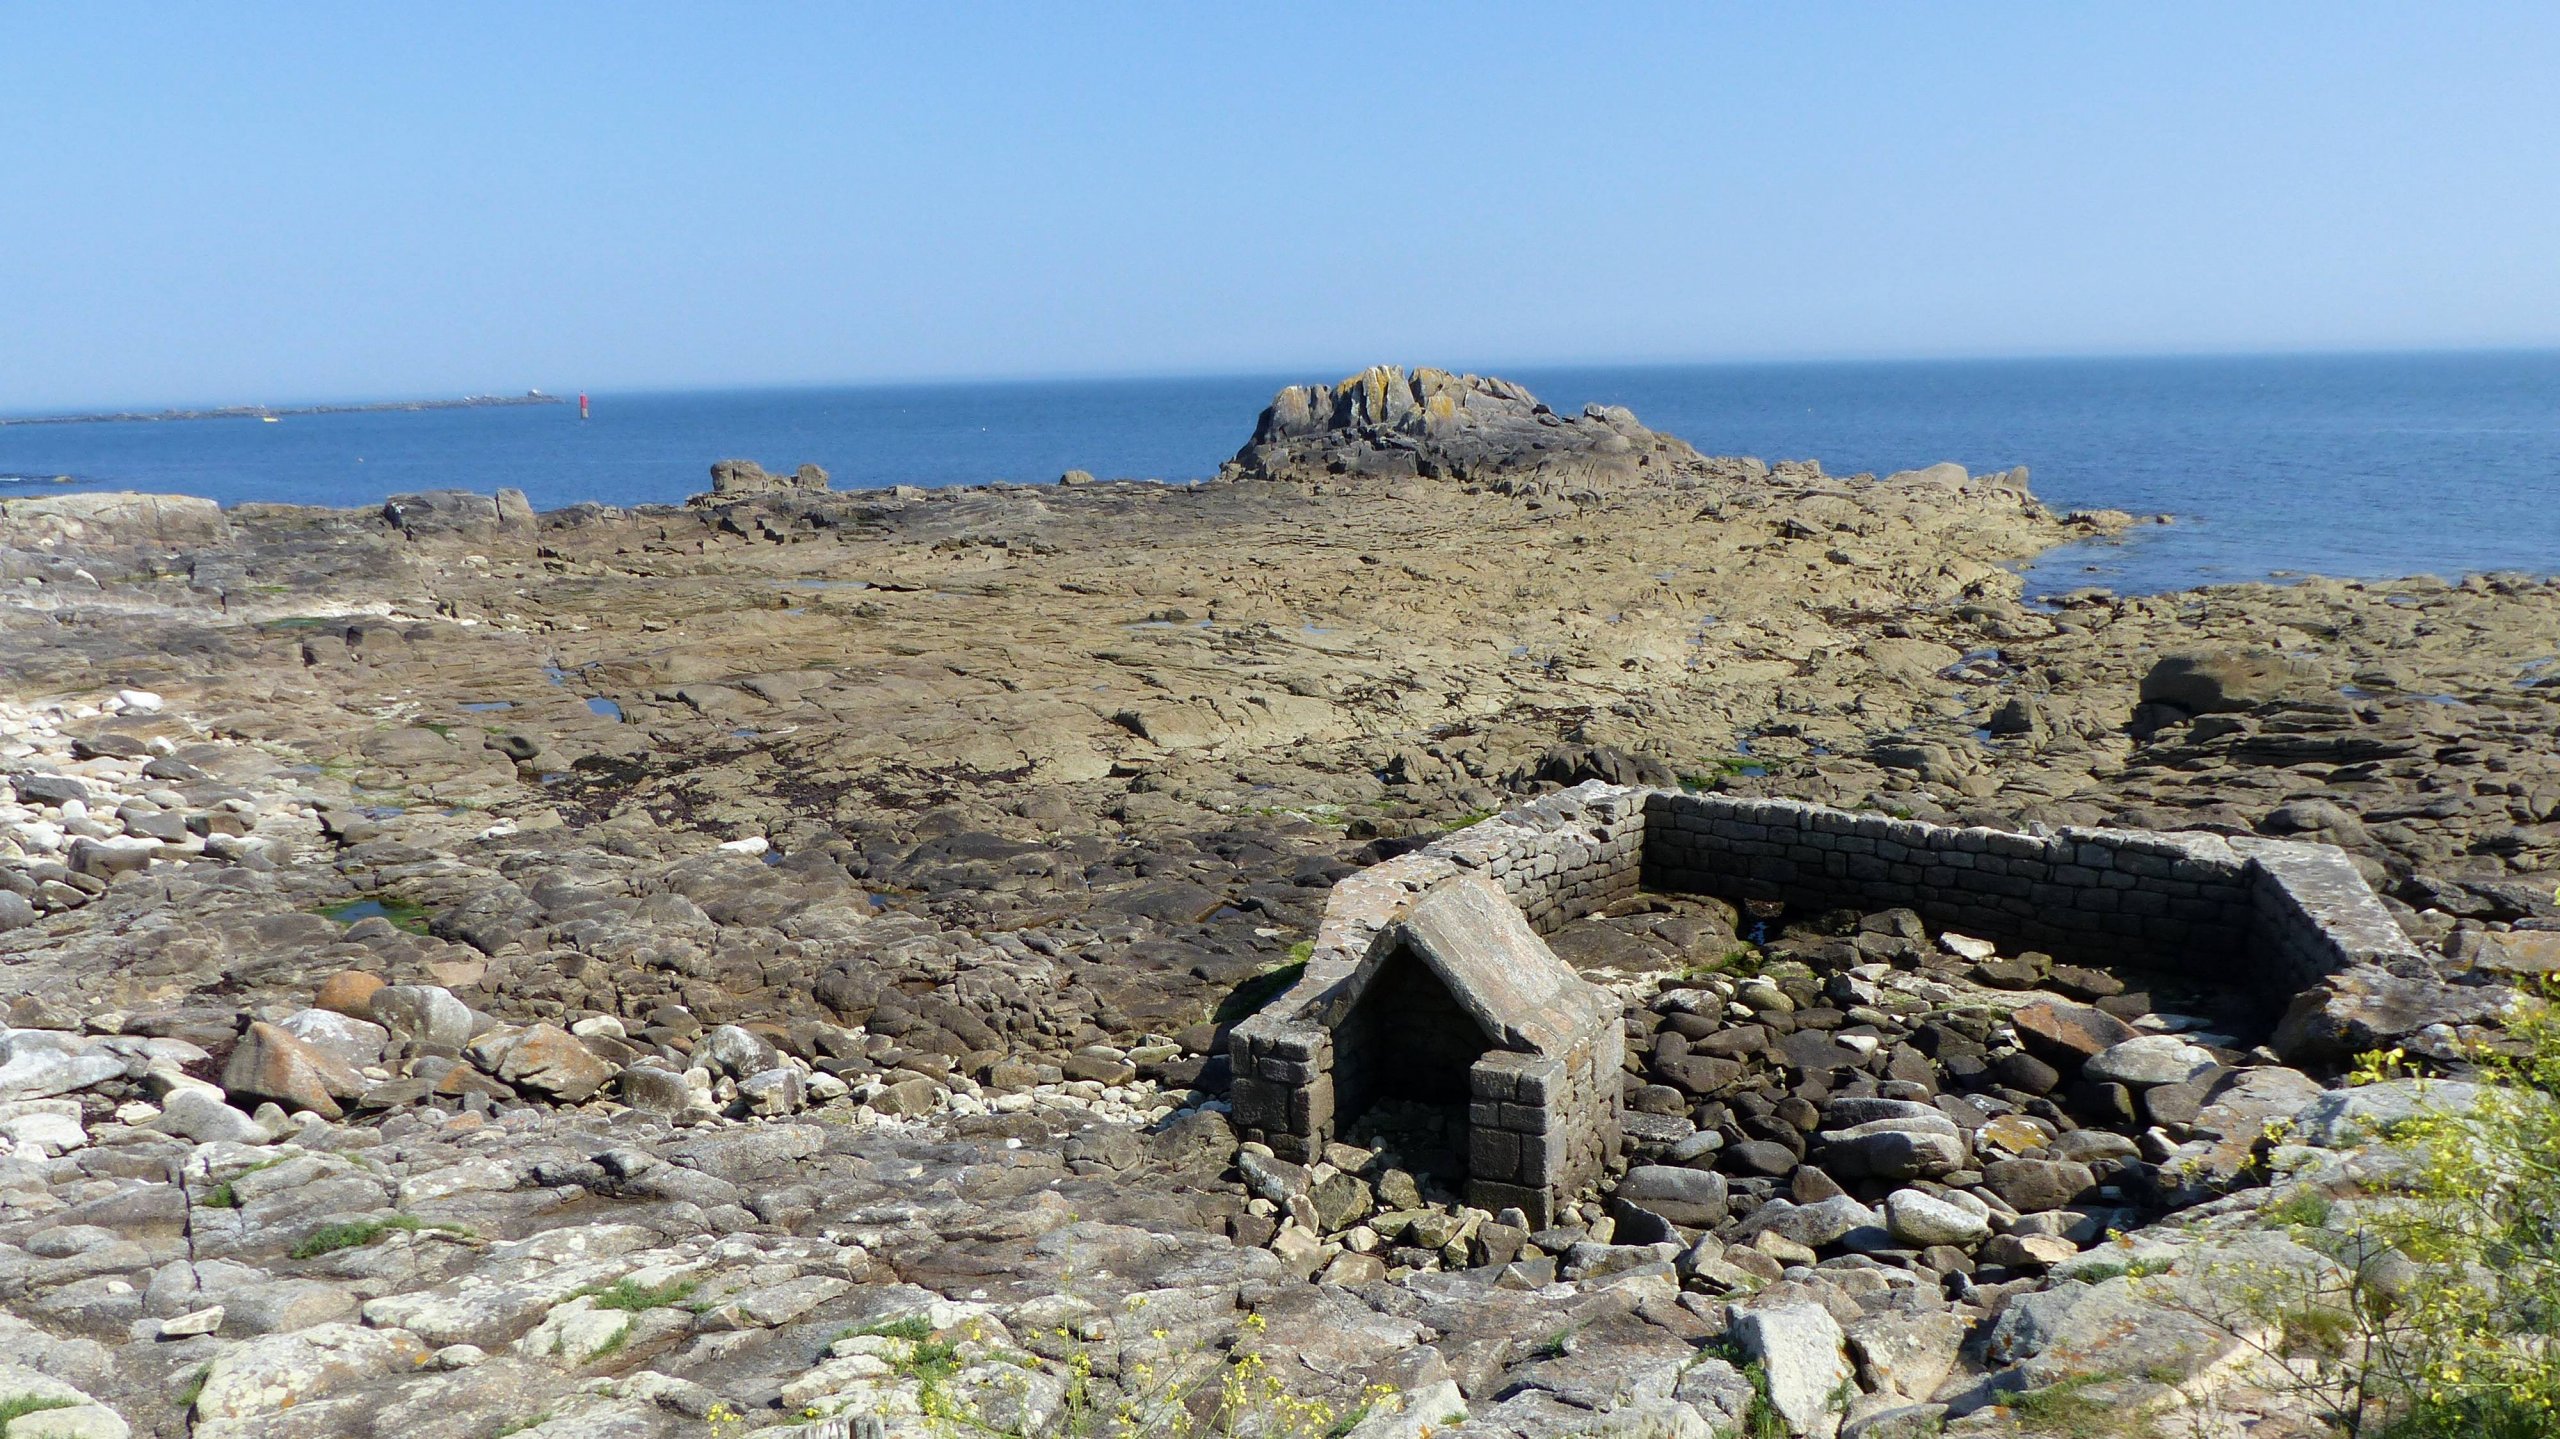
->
[1,694,291,929]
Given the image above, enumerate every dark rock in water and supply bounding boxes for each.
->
[1223,365,1708,492]
[699,459,831,501]
[2139,648,2318,715]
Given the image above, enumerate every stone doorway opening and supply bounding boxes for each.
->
[1331,942,1480,1187]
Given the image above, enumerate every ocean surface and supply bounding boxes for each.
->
[5,352,2557,597]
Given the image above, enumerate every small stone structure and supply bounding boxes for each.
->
[1230,782,2420,1226]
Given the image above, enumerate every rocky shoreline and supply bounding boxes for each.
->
[2,367,2553,1437]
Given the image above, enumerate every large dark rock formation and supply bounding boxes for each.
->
[1223,365,1706,491]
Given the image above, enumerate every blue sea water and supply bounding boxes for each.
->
[4,351,2556,597]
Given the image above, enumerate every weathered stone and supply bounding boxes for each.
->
[613,1064,695,1116]
[0,1031,124,1101]
[2293,1078,2480,1148]
[67,835,156,879]
[1616,1165,1729,1227]
[1847,1309,1968,1401]
[1227,366,1705,492]
[1732,1194,1880,1249]
[1979,1231,2080,1269]
[1732,1302,1853,1436]
[2141,649,2318,713]
[492,1023,614,1102]
[694,1024,778,1078]
[2011,1000,2138,1067]
[2083,1035,2218,1088]
[153,1086,271,1145]
[314,970,386,1018]
[278,1007,391,1069]
[2272,964,2514,1065]
[1883,1189,1990,1248]
[734,1066,806,1116]
[1982,1158,2097,1214]
[1821,1123,1965,1180]
[192,1322,431,1422]
[370,985,474,1048]
[220,1021,370,1119]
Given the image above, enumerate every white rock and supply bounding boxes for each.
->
[0,1105,88,1156]
[397,1155,516,1206]
[158,1305,225,1338]
[0,1032,126,1102]
[278,1009,391,1069]
[716,835,769,855]
[191,1323,429,1421]
[1938,932,1998,961]
[1883,1189,1991,1248]
[1846,1310,1968,1402]
[114,689,164,713]
[1733,1302,1853,1436]
[1343,1378,1467,1439]
[2294,1079,2479,1148]
[512,1297,633,1366]
[2084,1035,2218,1088]
[66,835,157,879]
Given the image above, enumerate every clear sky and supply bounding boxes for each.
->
[4,5,2557,409]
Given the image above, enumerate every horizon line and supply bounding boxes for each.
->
[9,340,2558,422]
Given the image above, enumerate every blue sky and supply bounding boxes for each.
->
[3,5,2557,409]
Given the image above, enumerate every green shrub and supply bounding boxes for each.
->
[2001,1372,2124,1438]
[847,1314,935,1342]
[574,1277,698,1312]
[290,1213,462,1259]
[202,1154,290,1210]
[2264,1189,2336,1229]
[0,1395,78,1428]
[2168,994,2560,1437]
[2351,1006,2560,1435]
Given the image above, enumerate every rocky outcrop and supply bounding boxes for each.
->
[695,458,830,501]
[2139,648,2319,716]
[0,491,230,548]
[381,488,535,538]
[1223,365,1708,492]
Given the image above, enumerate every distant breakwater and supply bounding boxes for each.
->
[0,391,564,428]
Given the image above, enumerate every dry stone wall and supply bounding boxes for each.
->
[1637,789,2421,994]
[1232,782,2423,1227]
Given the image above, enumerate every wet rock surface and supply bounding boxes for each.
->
[1,374,2553,1434]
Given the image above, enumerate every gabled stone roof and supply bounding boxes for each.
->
[1354,873,1604,1056]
